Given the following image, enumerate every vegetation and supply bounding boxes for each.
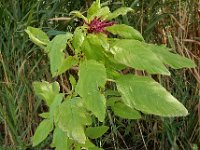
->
[0,0,199,149]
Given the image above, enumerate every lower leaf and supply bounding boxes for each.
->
[51,127,70,150]
[32,119,54,146]
[108,98,141,119]
[85,126,109,139]
[116,75,188,117]
[58,97,90,144]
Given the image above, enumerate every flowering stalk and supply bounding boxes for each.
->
[84,17,115,34]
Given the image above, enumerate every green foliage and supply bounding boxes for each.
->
[149,44,196,69]
[51,127,70,150]
[70,11,88,22]
[76,60,107,122]
[57,56,78,75]
[46,33,72,76]
[110,39,171,75]
[86,126,109,139]
[33,81,60,106]
[105,7,133,20]
[116,75,188,116]
[107,98,141,119]
[72,27,85,50]
[105,24,144,41]
[91,6,110,20]
[87,0,101,19]
[25,0,196,149]
[58,97,90,144]
[25,27,50,49]
[32,119,53,146]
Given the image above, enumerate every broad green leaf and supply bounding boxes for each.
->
[33,81,60,106]
[51,127,70,150]
[116,75,188,117]
[81,35,106,62]
[57,56,78,75]
[81,34,125,70]
[86,34,109,52]
[105,24,144,41]
[72,27,85,50]
[86,126,109,139]
[75,139,103,150]
[105,7,133,20]
[25,26,49,49]
[106,68,121,80]
[88,35,126,70]
[58,97,90,144]
[112,102,141,119]
[148,44,196,69]
[54,106,60,124]
[108,98,141,119]
[96,33,109,52]
[70,11,88,21]
[76,60,107,122]
[46,33,72,76]
[111,39,170,75]
[87,0,100,19]
[32,119,54,146]
[49,94,64,122]
[90,6,110,20]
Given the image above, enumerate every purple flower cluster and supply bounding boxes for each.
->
[85,17,115,34]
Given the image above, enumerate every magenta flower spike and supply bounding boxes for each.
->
[85,17,115,34]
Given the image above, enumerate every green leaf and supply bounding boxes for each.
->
[51,127,70,150]
[49,94,64,122]
[95,33,110,52]
[87,0,101,19]
[33,81,60,106]
[116,75,188,117]
[25,26,49,49]
[81,34,125,70]
[90,6,110,20]
[148,44,196,69]
[81,35,106,62]
[57,56,78,75]
[58,97,90,144]
[86,126,109,139]
[108,98,141,119]
[72,27,85,50]
[46,33,72,76]
[111,39,170,75]
[85,126,109,139]
[32,119,54,146]
[70,11,88,21]
[76,60,107,122]
[75,139,103,150]
[53,106,60,124]
[105,7,133,20]
[106,68,121,80]
[105,24,144,41]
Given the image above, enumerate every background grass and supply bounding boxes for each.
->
[0,0,199,149]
